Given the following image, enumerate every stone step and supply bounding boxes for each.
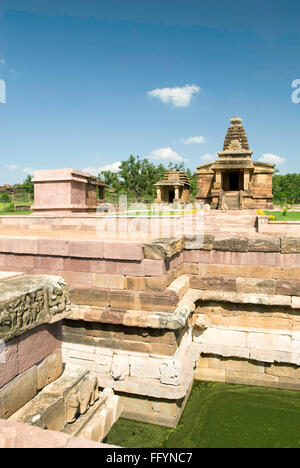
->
[65,387,122,442]
[9,366,121,443]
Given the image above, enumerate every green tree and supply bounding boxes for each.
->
[273,173,300,204]
[99,155,166,201]
[22,175,34,195]
[99,155,198,201]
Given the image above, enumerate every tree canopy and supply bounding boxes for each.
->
[99,155,197,201]
[273,173,300,204]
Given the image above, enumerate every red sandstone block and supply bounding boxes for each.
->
[0,237,39,255]
[198,250,212,263]
[28,268,62,276]
[104,260,145,276]
[69,240,103,259]
[38,239,69,256]
[103,241,143,261]
[168,252,183,270]
[240,252,275,267]
[143,259,166,277]
[33,255,64,270]
[5,254,35,269]
[183,250,200,263]
[0,339,19,389]
[61,271,94,288]
[274,254,300,268]
[88,259,106,274]
[0,419,71,449]
[18,323,62,374]
[63,258,92,273]
[210,251,242,265]
[95,307,126,325]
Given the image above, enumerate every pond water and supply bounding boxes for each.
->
[106,381,300,448]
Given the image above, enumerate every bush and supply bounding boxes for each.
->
[0,202,14,212]
[0,192,11,202]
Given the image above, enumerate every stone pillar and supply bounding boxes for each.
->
[157,187,162,202]
[215,170,222,189]
[244,170,250,191]
[174,186,180,200]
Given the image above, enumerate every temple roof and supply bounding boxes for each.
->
[197,115,274,172]
[223,115,250,151]
[155,170,190,187]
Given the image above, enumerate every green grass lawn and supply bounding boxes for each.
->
[106,381,300,448]
[0,210,32,215]
[265,211,300,221]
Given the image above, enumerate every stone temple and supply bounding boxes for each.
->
[155,170,191,204]
[196,116,275,210]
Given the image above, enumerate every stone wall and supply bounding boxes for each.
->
[0,419,117,448]
[258,216,300,235]
[0,273,121,444]
[0,233,300,427]
[0,275,70,418]
[195,355,300,391]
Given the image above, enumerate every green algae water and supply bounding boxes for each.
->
[106,381,300,448]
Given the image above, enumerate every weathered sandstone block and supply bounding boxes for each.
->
[281,237,300,254]
[36,349,63,391]
[0,366,37,419]
[143,238,184,260]
[190,275,236,292]
[0,339,18,388]
[18,322,62,374]
[0,275,70,342]
[276,280,300,296]
[292,297,300,309]
[213,236,248,252]
[236,277,276,295]
[247,237,281,252]
[10,393,65,432]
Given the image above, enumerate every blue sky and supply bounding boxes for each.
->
[0,0,299,185]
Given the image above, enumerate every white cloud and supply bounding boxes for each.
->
[181,136,205,144]
[259,153,286,165]
[147,84,201,107]
[149,147,186,162]
[82,161,121,175]
[200,153,216,163]
[8,165,20,171]
[0,59,6,65]
[99,162,121,172]
[22,167,33,174]
[7,165,34,174]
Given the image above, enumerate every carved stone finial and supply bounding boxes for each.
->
[230,115,242,126]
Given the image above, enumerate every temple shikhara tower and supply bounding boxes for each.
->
[196,116,274,209]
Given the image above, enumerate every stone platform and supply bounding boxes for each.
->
[0,212,299,429]
[0,274,121,445]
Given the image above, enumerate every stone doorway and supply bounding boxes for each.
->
[229,172,239,191]
[222,171,243,191]
[168,190,175,203]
